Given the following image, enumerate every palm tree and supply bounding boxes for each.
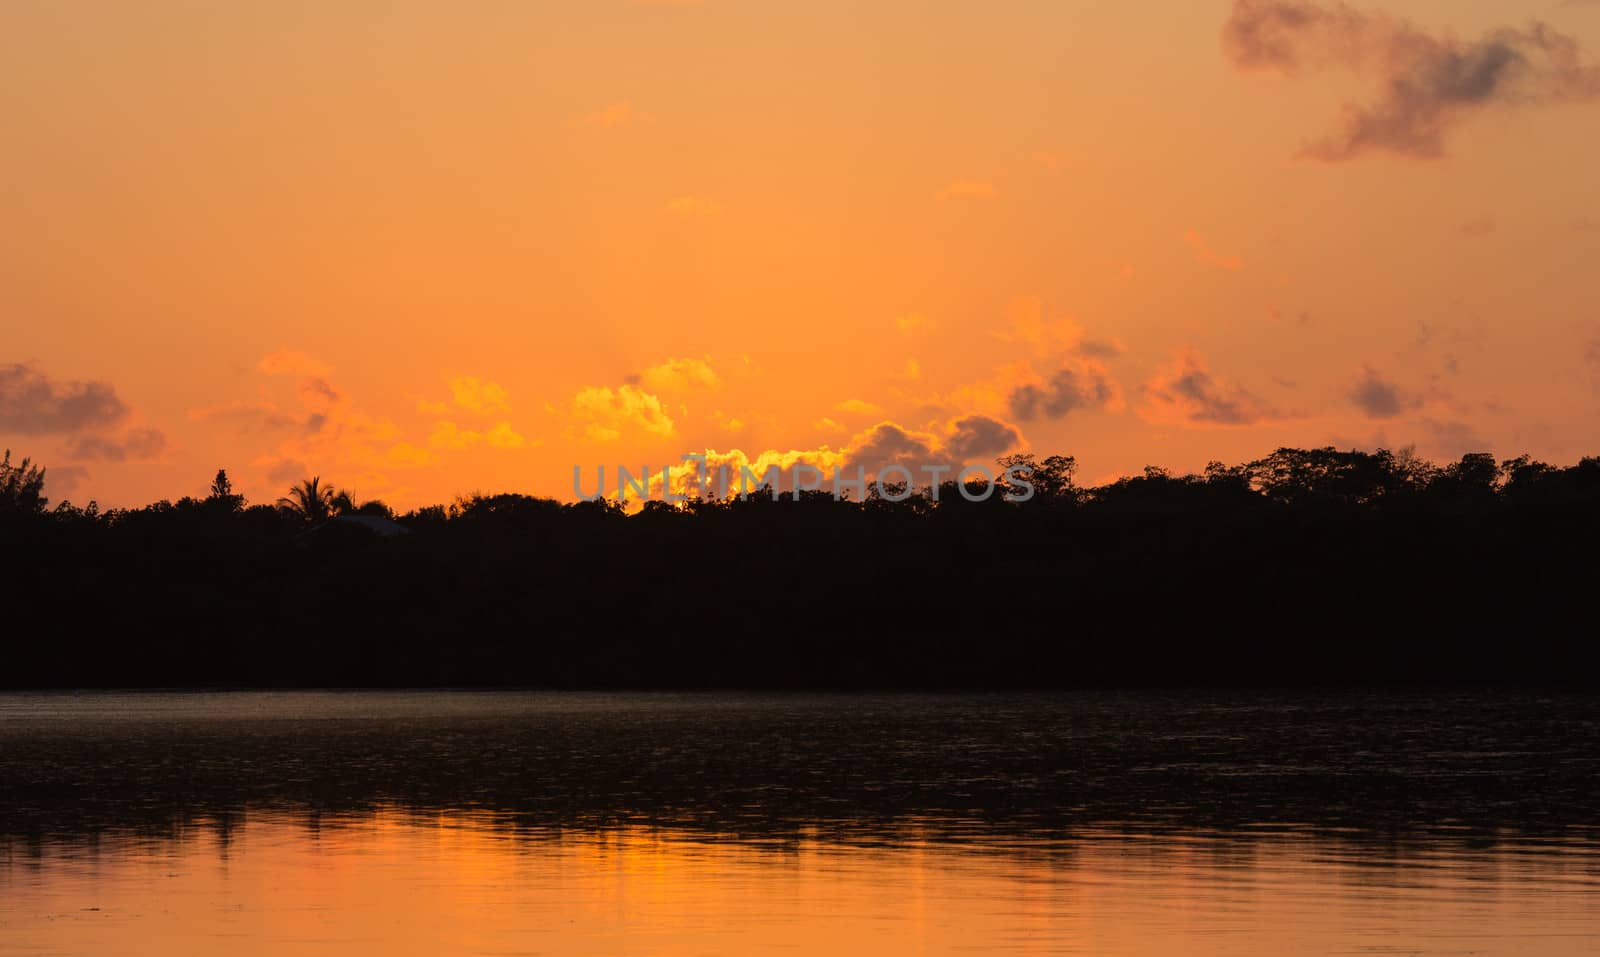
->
[277,476,338,524]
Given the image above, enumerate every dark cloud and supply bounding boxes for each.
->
[65,428,167,462]
[1077,337,1124,359]
[943,415,1021,461]
[839,417,1020,480]
[190,400,326,435]
[44,465,90,497]
[1222,0,1600,160]
[1171,372,1261,425]
[1007,366,1118,422]
[1349,367,1419,419]
[299,378,341,404]
[1144,353,1277,426]
[842,423,938,475]
[0,363,129,436]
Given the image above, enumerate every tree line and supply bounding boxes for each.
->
[2,446,1598,688]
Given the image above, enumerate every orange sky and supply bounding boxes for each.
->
[4,0,1599,509]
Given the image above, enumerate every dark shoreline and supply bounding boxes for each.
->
[6,447,1598,690]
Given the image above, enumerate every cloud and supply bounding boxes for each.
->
[487,422,529,450]
[43,465,90,497]
[0,363,129,435]
[941,180,999,200]
[662,195,723,217]
[427,419,531,455]
[943,415,1022,461]
[842,415,1021,476]
[1141,351,1279,426]
[1348,366,1421,419]
[64,428,167,462]
[635,356,720,392]
[994,296,1123,356]
[658,414,1024,501]
[385,442,435,468]
[571,384,675,441]
[450,376,511,415]
[1007,362,1121,422]
[298,377,342,412]
[223,352,438,498]
[188,399,307,433]
[1077,337,1125,358]
[1184,229,1243,271]
[579,101,650,130]
[257,350,332,378]
[1222,0,1600,161]
[834,398,885,417]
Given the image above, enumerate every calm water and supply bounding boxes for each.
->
[2,691,1598,955]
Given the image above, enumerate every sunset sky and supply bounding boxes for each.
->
[4,0,1599,509]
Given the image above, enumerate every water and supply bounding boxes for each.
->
[2,691,1598,955]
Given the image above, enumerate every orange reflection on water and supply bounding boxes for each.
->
[4,811,1599,956]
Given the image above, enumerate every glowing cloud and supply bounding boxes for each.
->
[636,356,720,392]
[572,384,675,441]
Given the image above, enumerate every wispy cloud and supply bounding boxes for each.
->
[1222,0,1600,161]
[1140,351,1280,427]
[257,350,332,378]
[633,356,720,392]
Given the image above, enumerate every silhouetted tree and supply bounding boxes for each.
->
[1246,447,1403,506]
[277,476,338,524]
[999,453,1078,502]
[6,444,1600,690]
[207,469,244,513]
[0,449,47,518]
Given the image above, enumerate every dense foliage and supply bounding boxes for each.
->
[3,449,1598,688]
